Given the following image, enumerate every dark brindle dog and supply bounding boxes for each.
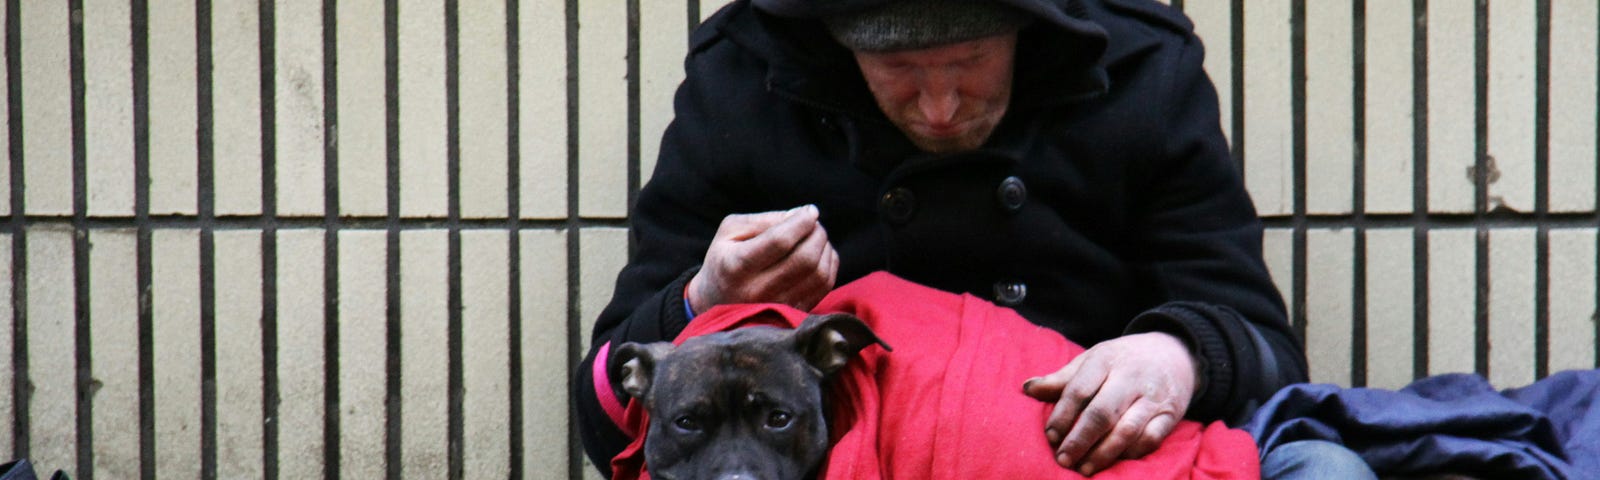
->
[608,313,886,480]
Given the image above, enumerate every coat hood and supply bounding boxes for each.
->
[752,0,1109,57]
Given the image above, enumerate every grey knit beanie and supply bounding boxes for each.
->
[823,0,1032,52]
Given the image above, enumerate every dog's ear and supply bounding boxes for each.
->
[792,313,890,376]
[609,342,674,401]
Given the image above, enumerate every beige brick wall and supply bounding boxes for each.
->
[1,0,1595,478]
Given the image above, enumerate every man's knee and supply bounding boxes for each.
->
[1261,440,1377,480]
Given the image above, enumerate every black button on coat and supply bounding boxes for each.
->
[574,0,1309,474]
[998,176,1029,212]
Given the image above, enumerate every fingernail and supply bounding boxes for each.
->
[1079,463,1095,476]
[1045,428,1060,444]
[1022,378,1036,391]
[1056,453,1071,468]
[783,205,814,220]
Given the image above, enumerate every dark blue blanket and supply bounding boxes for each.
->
[0,459,67,480]
[1243,370,1600,479]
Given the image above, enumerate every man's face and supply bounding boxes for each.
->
[851,33,1017,153]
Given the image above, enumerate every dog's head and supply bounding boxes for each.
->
[610,313,886,480]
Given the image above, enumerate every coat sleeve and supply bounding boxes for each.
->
[1120,29,1308,425]
[572,20,770,475]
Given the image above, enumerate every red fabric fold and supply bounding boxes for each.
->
[610,272,1259,480]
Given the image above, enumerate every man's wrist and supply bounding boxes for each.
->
[1125,311,1213,408]
[1152,331,1204,391]
[685,272,706,316]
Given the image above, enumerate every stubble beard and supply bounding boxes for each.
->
[899,117,1000,154]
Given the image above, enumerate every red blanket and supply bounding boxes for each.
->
[608,272,1259,479]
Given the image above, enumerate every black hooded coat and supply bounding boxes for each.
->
[574,0,1308,475]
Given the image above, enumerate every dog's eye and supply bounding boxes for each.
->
[673,416,701,432]
[765,411,793,429]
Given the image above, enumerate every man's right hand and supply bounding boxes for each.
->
[687,205,840,314]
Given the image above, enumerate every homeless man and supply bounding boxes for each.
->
[574,0,1308,476]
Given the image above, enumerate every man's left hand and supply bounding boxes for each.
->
[1021,332,1199,476]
